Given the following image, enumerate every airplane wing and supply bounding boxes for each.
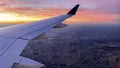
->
[0,4,79,68]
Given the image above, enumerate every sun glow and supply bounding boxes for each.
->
[0,13,45,24]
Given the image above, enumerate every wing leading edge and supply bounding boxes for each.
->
[0,4,79,68]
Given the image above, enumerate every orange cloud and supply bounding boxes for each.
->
[66,10,120,23]
[0,0,119,24]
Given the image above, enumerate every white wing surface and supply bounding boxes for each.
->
[0,4,79,68]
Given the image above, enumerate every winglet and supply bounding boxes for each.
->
[67,4,80,15]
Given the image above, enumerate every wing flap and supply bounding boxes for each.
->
[15,56,44,67]
[0,39,28,68]
[0,37,16,56]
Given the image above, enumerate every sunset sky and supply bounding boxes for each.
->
[0,0,119,24]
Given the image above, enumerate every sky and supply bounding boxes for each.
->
[0,0,119,24]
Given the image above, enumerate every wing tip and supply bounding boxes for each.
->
[67,4,80,15]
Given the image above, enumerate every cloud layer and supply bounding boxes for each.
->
[0,0,119,24]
